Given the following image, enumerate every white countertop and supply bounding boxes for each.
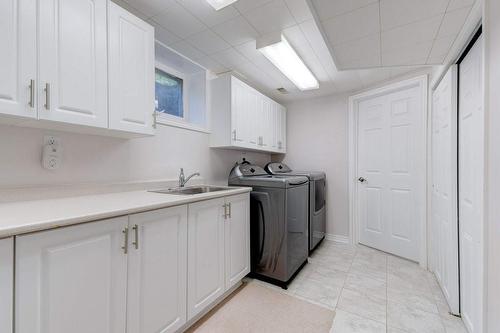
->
[0,187,251,238]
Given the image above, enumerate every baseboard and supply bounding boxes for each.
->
[325,233,350,244]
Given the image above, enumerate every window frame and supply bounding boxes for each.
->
[154,62,189,125]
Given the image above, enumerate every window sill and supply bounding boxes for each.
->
[156,118,211,134]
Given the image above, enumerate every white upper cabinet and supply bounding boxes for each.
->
[108,2,155,135]
[211,75,287,153]
[0,0,37,119]
[127,206,187,333]
[0,238,13,333]
[16,217,129,333]
[38,0,108,128]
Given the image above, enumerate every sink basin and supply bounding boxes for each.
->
[149,185,230,195]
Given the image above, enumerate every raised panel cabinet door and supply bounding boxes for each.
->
[0,238,14,333]
[38,0,108,127]
[187,198,225,320]
[15,217,128,333]
[279,106,287,152]
[224,194,250,290]
[231,78,247,144]
[0,0,37,119]
[127,206,188,333]
[108,1,155,135]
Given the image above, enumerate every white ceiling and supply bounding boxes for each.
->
[112,0,473,102]
[309,0,476,69]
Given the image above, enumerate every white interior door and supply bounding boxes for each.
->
[431,65,459,314]
[459,34,484,333]
[357,84,424,261]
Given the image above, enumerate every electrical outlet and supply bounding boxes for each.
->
[44,135,60,146]
[42,135,62,170]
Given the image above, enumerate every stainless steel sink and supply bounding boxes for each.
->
[149,185,230,195]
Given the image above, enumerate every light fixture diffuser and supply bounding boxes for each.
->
[206,0,238,11]
[257,34,319,91]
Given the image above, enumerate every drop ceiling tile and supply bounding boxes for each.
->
[321,3,380,46]
[332,71,364,93]
[427,34,457,64]
[148,19,181,45]
[447,0,475,11]
[124,0,175,18]
[113,0,149,19]
[186,29,231,54]
[178,0,240,27]
[151,2,206,39]
[437,7,472,37]
[380,0,448,31]
[194,56,228,72]
[310,0,378,22]
[170,40,207,60]
[211,15,260,46]
[242,0,296,35]
[233,0,274,13]
[284,0,313,23]
[333,34,381,69]
[299,19,338,80]
[381,15,442,51]
[381,40,434,66]
[211,48,249,68]
[357,68,392,87]
[231,62,281,92]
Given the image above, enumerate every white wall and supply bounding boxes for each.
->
[485,0,500,331]
[274,94,349,238]
[0,123,270,189]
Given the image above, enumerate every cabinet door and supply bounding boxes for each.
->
[16,218,128,333]
[127,206,187,333]
[259,98,272,147]
[225,194,250,290]
[38,0,108,127]
[108,2,155,135]
[278,105,287,152]
[0,238,13,333]
[0,0,37,119]
[231,78,248,144]
[187,198,225,320]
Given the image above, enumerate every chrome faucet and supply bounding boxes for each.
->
[178,168,200,187]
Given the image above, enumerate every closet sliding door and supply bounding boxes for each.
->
[430,65,459,314]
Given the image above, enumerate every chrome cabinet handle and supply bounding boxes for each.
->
[28,79,35,108]
[122,227,129,254]
[228,203,231,218]
[232,130,237,140]
[44,83,50,110]
[152,112,157,129]
[222,204,228,218]
[132,224,139,250]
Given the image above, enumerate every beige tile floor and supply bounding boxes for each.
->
[253,240,468,333]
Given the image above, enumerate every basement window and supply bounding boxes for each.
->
[155,67,185,119]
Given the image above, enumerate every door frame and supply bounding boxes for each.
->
[348,75,428,267]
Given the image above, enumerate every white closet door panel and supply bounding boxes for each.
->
[38,0,107,127]
[0,238,13,333]
[459,34,484,333]
[16,218,128,333]
[431,65,459,314]
[127,206,187,333]
[108,2,155,135]
[0,0,37,118]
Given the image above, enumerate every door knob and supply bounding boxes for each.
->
[358,177,367,183]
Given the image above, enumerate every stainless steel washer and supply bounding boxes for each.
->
[265,162,326,252]
[228,163,309,288]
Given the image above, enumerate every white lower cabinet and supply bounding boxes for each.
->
[0,238,13,333]
[127,206,187,333]
[16,217,129,333]
[225,194,250,290]
[187,198,226,320]
[14,193,249,333]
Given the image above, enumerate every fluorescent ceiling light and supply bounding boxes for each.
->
[257,34,319,91]
[206,0,238,10]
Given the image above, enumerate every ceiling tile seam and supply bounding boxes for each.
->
[380,12,447,33]
[425,0,452,64]
[230,5,266,44]
[316,0,380,23]
[233,0,275,14]
[151,2,211,40]
[173,0,240,28]
[282,0,311,25]
[298,19,335,85]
